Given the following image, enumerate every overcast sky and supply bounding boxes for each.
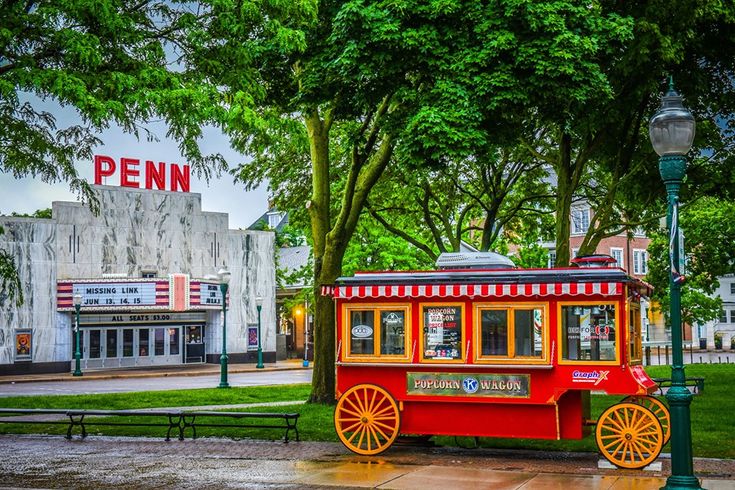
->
[0,108,269,230]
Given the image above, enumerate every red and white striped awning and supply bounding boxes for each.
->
[322,282,621,299]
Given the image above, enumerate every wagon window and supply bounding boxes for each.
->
[629,304,642,363]
[349,310,374,355]
[561,304,617,362]
[478,307,544,359]
[422,305,463,361]
[380,311,406,355]
[481,310,508,355]
[343,305,411,361]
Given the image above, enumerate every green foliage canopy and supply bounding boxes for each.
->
[647,197,735,327]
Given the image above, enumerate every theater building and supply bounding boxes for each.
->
[0,182,276,375]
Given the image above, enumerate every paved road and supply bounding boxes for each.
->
[0,369,312,397]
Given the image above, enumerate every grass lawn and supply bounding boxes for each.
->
[0,365,732,458]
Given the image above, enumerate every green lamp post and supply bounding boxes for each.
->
[72,293,83,377]
[218,268,231,388]
[255,296,264,369]
[648,80,702,490]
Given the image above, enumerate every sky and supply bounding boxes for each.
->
[0,100,270,230]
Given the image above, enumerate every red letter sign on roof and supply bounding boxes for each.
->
[94,155,116,185]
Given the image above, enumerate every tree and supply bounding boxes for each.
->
[367,146,553,259]
[1,1,232,301]
[342,214,434,275]
[205,1,635,403]
[647,197,735,328]
[523,1,735,265]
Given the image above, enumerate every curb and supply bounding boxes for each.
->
[0,365,312,385]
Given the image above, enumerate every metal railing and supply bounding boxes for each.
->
[642,342,735,366]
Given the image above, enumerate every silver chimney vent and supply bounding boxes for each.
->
[435,252,516,270]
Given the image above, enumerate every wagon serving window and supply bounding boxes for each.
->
[420,304,464,362]
[560,303,618,363]
[474,304,547,363]
[342,305,410,361]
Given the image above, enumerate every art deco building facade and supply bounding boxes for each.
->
[0,185,275,374]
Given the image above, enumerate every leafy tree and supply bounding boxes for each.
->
[342,214,434,275]
[523,1,735,265]
[1,1,233,303]
[9,208,52,219]
[214,0,635,402]
[367,146,553,259]
[1,1,227,201]
[647,197,735,327]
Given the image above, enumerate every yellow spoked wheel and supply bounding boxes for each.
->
[623,395,671,445]
[596,402,664,469]
[334,384,400,455]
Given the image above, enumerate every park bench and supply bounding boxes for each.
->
[65,409,183,441]
[651,377,705,395]
[180,411,300,443]
[0,408,300,443]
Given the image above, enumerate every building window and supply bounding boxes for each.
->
[633,250,648,275]
[561,304,617,362]
[720,309,728,323]
[730,310,735,324]
[475,305,546,362]
[731,283,735,295]
[548,251,556,268]
[610,248,624,268]
[267,212,285,229]
[572,207,590,234]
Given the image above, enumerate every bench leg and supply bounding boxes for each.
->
[166,415,180,442]
[180,415,196,440]
[66,415,85,440]
[284,418,299,443]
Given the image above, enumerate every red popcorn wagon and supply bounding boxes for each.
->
[324,253,668,469]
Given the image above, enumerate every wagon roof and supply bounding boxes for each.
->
[336,267,640,285]
[327,267,652,299]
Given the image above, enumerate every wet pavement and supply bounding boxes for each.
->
[1,363,733,489]
[0,434,733,489]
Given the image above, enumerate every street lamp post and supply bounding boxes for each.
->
[72,293,83,377]
[218,268,231,389]
[649,79,702,490]
[255,296,264,368]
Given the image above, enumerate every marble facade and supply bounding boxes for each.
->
[0,185,275,373]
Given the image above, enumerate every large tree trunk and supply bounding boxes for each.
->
[304,105,394,403]
[554,132,574,266]
[309,266,339,404]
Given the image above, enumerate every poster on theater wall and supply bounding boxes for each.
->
[15,330,32,360]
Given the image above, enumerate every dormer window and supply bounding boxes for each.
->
[267,211,285,229]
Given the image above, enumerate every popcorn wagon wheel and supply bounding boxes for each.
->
[595,402,664,469]
[334,384,401,455]
[621,395,671,445]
